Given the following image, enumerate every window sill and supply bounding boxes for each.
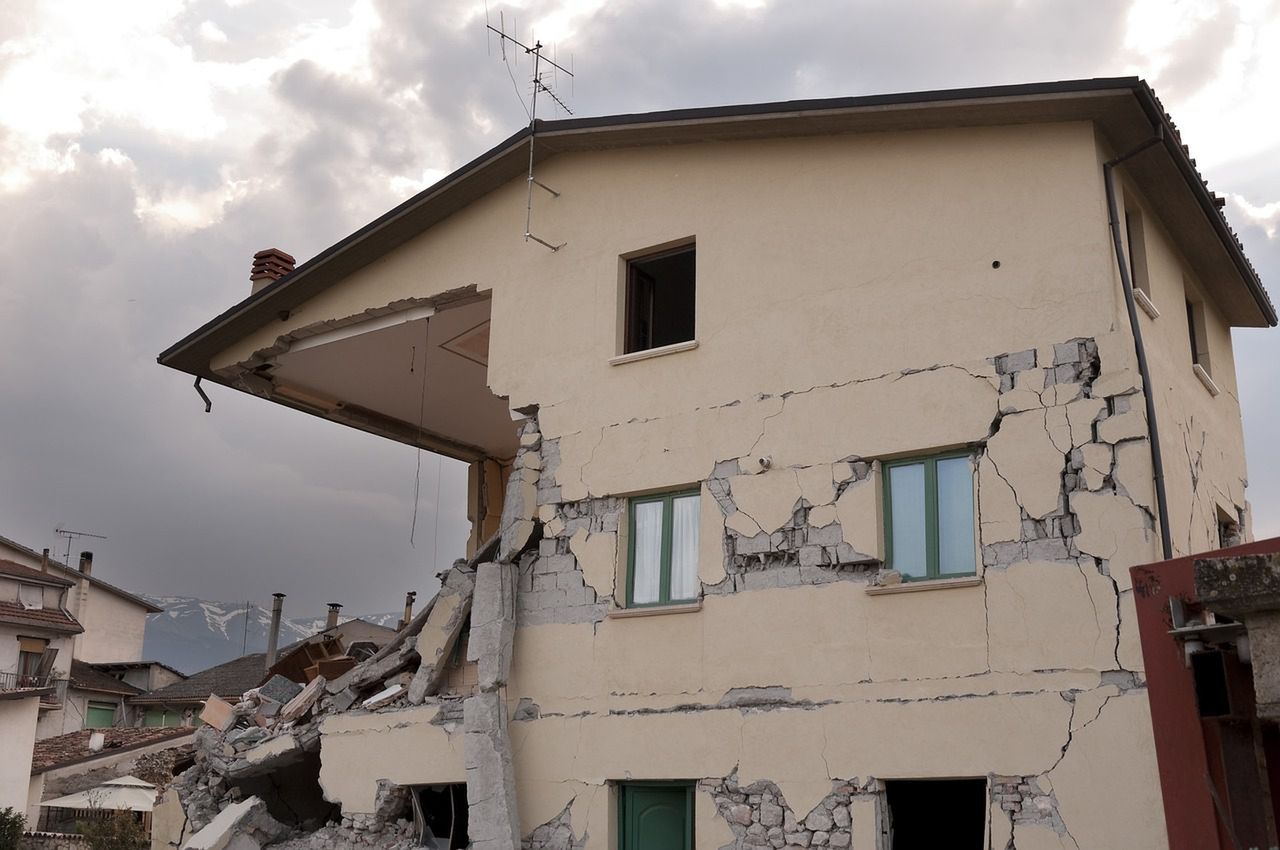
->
[865,576,983,596]
[609,340,698,366]
[606,600,703,619]
[1192,363,1220,397]
[1135,289,1160,320]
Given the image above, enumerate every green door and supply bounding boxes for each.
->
[620,784,693,850]
[85,701,116,728]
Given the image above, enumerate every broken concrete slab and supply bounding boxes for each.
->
[407,566,477,704]
[362,683,405,710]
[227,734,304,780]
[279,676,326,725]
[182,796,289,850]
[200,694,237,732]
[258,675,304,705]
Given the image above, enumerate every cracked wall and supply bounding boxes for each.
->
[195,122,1256,849]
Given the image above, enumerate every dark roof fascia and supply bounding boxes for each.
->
[0,611,85,635]
[0,535,164,613]
[0,562,75,588]
[157,77,1273,372]
[1128,81,1276,326]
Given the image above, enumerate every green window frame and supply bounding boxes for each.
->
[626,490,701,608]
[85,700,116,729]
[883,452,977,581]
[617,782,694,850]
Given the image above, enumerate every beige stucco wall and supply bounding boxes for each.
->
[0,696,40,815]
[70,580,147,664]
[197,119,1269,848]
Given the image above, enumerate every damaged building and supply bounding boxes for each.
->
[156,79,1275,849]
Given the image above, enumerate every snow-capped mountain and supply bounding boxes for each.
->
[141,595,400,675]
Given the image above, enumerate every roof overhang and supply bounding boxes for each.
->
[159,78,1274,394]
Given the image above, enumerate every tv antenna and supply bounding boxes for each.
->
[486,8,574,252]
[54,526,107,569]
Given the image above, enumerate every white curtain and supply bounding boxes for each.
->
[18,583,43,610]
[632,501,663,604]
[670,495,700,601]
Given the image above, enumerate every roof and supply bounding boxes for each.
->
[158,78,1273,384]
[30,727,194,774]
[0,535,163,614]
[40,776,157,813]
[0,600,83,634]
[129,652,268,705]
[88,660,187,679]
[69,659,144,696]
[0,559,74,588]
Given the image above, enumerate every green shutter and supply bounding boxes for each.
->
[620,784,693,850]
[85,702,116,729]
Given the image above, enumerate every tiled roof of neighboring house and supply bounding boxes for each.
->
[0,559,74,587]
[88,660,187,679]
[0,534,163,613]
[129,652,268,705]
[30,726,194,774]
[69,659,144,696]
[0,600,83,634]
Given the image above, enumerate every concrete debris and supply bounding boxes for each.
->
[465,691,521,850]
[200,694,237,732]
[259,675,305,705]
[182,796,290,850]
[362,683,406,710]
[407,564,477,704]
[279,676,327,724]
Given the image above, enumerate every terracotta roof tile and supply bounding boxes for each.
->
[30,726,194,774]
[0,600,83,634]
[69,660,144,696]
[129,653,268,705]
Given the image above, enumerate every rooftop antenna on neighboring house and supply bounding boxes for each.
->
[486,6,575,251]
[54,526,106,570]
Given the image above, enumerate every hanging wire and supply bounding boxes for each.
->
[409,330,431,546]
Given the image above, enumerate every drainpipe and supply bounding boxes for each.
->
[1102,128,1174,561]
[265,593,286,669]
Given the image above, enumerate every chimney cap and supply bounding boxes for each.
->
[327,602,343,610]
[250,248,296,284]
[272,592,286,599]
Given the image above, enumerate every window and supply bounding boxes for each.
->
[627,491,700,607]
[624,244,696,354]
[885,779,986,849]
[17,636,51,686]
[1124,205,1151,298]
[884,454,976,580]
[618,783,693,850]
[86,701,117,729]
[1186,296,1211,373]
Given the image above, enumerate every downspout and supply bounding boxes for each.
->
[1102,128,1174,561]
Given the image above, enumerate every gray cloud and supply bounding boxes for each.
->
[1,0,1277,622]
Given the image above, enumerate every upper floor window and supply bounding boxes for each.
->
[627,490,700,606]
[1186,296,1211,373]
[884,453,976,580]
[1124,205,1151,299]
[624,244,696,354]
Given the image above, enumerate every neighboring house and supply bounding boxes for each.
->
[129,618,394,724]
[0,688,46,816]
[0,559,83,739]
[26,726,194,828]
[158,79,1275,849]
[0,537,163,665]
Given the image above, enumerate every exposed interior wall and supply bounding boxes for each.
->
[468,459,511,557]
[0,696,40,814]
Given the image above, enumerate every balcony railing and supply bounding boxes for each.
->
[0,671,68,707]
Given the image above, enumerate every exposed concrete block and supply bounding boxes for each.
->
[470,561,517,691]
[464,692,520,850]
[181,796,288,850]
[569,528,617,602]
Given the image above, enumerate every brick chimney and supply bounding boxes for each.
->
[250,248,295,294]
[78,551,93,576]
[325,603,342,631]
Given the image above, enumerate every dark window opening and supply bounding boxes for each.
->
[624,246,696,354]
[1186,300,1201,365]
[412,784,468,849]
[1192,650,1232,718]
[886,779,985,850]
[1124,207,1151,297]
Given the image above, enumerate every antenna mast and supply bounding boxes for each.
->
[54,526,107,568]
[486,11,574,251]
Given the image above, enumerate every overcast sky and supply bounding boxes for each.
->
[1,0,1277,618]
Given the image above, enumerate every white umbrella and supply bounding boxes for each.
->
[41,776,158,813]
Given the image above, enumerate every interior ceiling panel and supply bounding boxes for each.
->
[271,298,519,459]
